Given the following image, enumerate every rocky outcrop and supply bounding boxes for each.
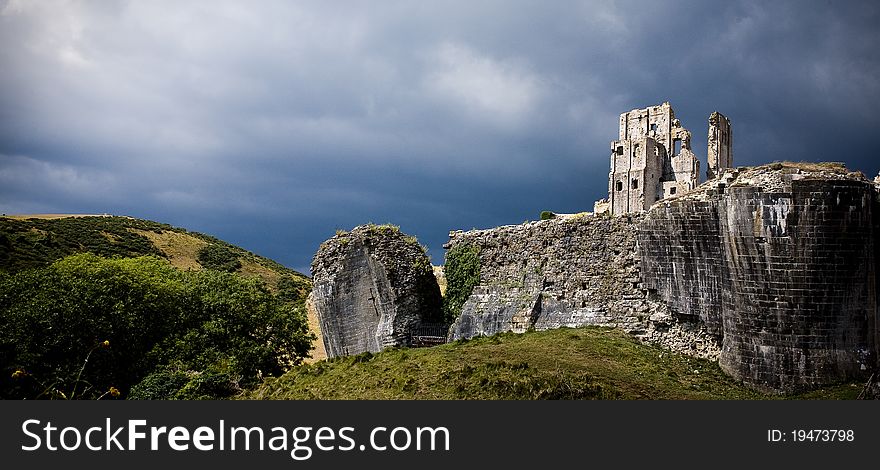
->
[640,163,879,392]
[311,224,442,358]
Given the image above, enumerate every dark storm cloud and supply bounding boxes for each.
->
[1,0,878,272]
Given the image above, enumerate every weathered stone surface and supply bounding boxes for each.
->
[445,214,721,360]
[706,111,733,180]
[640,163,879,392]
[607,102,701,215]
[311,225,442,358]
[604,102,733,216]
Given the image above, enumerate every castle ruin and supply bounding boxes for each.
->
[602,102,732,215]
[310,101,880,393]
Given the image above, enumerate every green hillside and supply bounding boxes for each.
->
[0,215,325,361]
[0,215,321,400]
[0,215,309,292]
[243,327,863,400]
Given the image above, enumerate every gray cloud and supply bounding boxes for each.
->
[2,0,878,273]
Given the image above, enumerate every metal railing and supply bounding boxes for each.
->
[409,323,449,347]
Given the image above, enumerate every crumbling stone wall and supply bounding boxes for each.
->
[446,214,721,359]
[311,225,442,358]
[640,164,879,391]
[448,163,878,392]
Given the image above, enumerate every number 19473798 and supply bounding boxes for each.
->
[767,429,854,442]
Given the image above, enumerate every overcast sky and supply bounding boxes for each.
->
[2,0,879,273]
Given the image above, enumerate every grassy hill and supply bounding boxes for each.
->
[0,214,325,360]
[0,214,305,281]
[243,327,863,400]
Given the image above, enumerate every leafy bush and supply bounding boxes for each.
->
[197,243,241,272]
[442,243,481,324]
[0,253,314,399]
[540,211,557,220]
[130,363,241,400]
[127,369,191,400]
[277,274,312,304]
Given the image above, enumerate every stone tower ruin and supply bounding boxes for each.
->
[707,111,733,180]
[604,102,733,216]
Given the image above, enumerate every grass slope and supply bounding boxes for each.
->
[243,327,863,400]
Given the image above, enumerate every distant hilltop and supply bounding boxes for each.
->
[0,214,325,362]
[1,213,121,219]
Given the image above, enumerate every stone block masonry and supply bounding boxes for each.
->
[310,224,443,358]
[707,111,733,180]
[446,213,721,360]
[447,214,644,336]
[640,163,879,392]
[639,200,725,335]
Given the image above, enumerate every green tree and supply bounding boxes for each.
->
[197,243,242,272]
[0,253,313,400]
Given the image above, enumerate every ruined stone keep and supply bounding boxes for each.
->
[606,102,732,215]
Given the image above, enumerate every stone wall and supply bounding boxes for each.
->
[311,225,442,358]
[639,199,725,335]
[446,214,721,359]
[640,164,879,391]
[448,163,879,392]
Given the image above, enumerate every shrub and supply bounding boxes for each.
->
[128,369,191,400]
[0,254,314,399]
[442,243,481,324]
[128,364,242,400]
[540,211,557,220]
[197,243,241,272]
[278,274,311,304]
